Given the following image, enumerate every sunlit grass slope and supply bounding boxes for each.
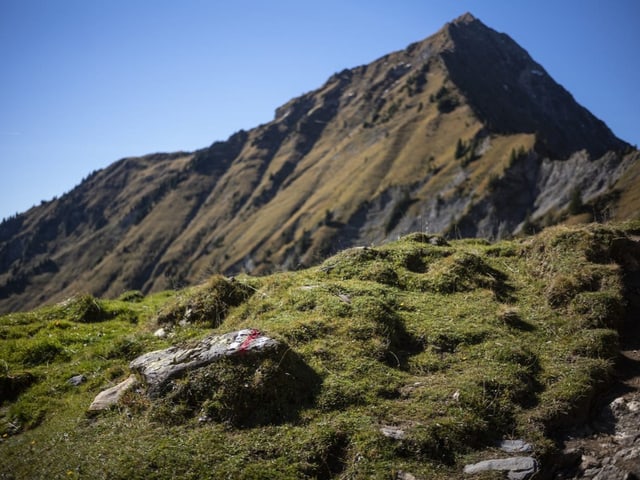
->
[1,222,639,479]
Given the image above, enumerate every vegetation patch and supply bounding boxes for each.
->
[150,346,321,428]
[0,223,637,478]
[155,275,255,327]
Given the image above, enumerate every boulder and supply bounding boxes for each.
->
[88,375,137,412]
[464,456,538,480]
[129,329,279,394]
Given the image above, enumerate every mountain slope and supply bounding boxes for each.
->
[0,13,638,313]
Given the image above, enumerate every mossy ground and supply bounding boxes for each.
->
[1,222,638,479]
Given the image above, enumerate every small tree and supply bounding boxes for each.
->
[455,139,467,159]
[568,187,584,215]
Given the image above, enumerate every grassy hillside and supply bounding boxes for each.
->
[1,222,639,478]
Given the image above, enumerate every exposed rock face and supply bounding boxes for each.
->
[129,329,279,395]
[451,149,637,239]
[556,394,640,479]
[0,13,637,313]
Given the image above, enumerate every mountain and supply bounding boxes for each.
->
[0,13,638,313]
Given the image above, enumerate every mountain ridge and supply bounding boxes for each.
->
[0,13,638,313]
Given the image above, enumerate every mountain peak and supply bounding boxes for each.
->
[438,14,626,158]
[450,12,477,25]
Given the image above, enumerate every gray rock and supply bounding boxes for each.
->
[626,400,640,412]
[129,329,279,394]
[88,375,138,412]
[499,439,533,453]
[581,454,601,470]
[464,456,538,480]
[153,327,167,338]
[68,374,86,386]
[395,471,418,480]
[592,464,631,480]
[380,426,406,440]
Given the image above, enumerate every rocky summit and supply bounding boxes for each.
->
[0,13,638,315]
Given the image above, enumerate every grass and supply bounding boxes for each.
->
[1,222,638,479]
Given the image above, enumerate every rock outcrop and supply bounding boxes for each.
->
[129,329,279,395]
[89,328,320,426]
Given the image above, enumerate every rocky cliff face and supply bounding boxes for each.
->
[0,13,637,312]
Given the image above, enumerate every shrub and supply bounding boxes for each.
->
[20,339,67,366]
[58,294,114,323]
[568,187,584,215]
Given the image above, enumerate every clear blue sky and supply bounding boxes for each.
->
[1,0,638,221]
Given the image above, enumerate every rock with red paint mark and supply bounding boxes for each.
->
[129,329,279,395]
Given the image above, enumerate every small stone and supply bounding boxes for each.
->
[153,327,167,338]
[429,236,448,246]
[464,457,538,480]
[337,293,351,304]
[610,397,626,412]
[499,439,533,453]
[396,471,418,480]
[67,374,86,386]
[88,375,138,412]
[626,400,640,412]
[581,455,600,470]
[380,426,406,440]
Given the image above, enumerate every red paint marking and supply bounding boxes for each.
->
[238,329,261,353]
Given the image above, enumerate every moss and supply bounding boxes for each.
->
[58,294,115,323]
[156,275,254,327]
[19,338,68,366]
[118,290,145,302]
[0,371,38,403]
[569,291,625,329]
[0,223,637,478]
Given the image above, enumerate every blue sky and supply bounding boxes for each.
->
[1,0,638,221]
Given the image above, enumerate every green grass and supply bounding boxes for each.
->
[1,222,638,479]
